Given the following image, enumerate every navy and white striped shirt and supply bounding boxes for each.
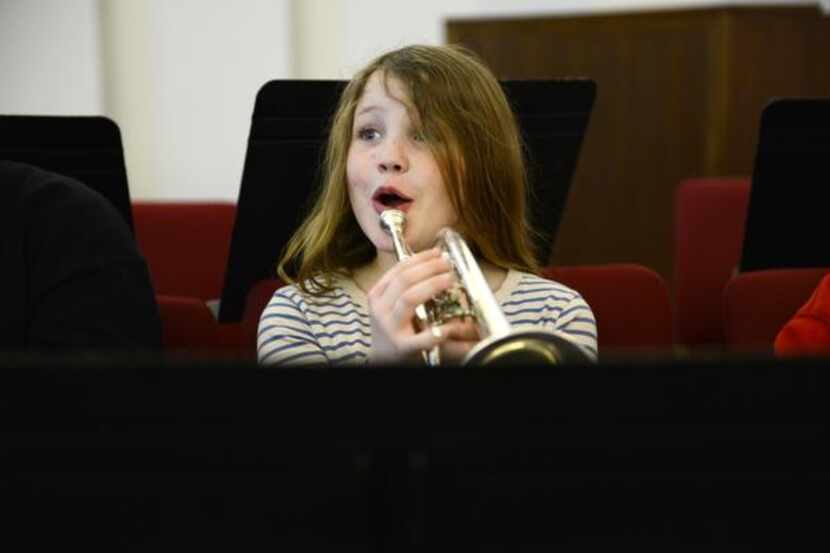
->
[257,269,597,366]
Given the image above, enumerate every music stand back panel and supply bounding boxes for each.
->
[0,115,134,232]
[508,79,596,266]
[4,356,830,549]
[740,98,830,272]
[219,80,344,322]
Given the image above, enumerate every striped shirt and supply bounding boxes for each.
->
[257,269,598,366]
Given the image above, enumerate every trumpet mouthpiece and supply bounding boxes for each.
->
[379,209,406,235]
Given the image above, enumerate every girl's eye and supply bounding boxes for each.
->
[412,131,426,143]
[357,127,380,141]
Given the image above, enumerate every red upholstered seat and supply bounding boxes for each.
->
[133,202,250,357]
[132,202,236,300]
[156,294,217,353]
[156,294,255,359]
[723,268,830,352]
[543,264,673,351]
[244,278,287,326]
[673,177,751,348]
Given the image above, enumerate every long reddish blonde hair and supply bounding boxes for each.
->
[278,44,539,293]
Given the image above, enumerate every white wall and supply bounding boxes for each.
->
[1,0,292,200]
[0,0,103,115]
[100,0,293,200]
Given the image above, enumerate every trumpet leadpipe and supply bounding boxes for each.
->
[379,210,438,363]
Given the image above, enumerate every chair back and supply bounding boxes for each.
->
[544,263,674,351]
[156,294,254,359]
[723,268,830,351]
[132,201,236,300]
[673,177,751,347]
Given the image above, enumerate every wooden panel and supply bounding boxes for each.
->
[447,7,830,284]
[721,9,830,173]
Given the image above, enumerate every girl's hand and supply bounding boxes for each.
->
[434,317,480,365]
[367,248,472,364]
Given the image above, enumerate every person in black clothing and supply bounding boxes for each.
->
[0,160,161,351]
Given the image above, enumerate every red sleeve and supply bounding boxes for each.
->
[775,274,830,356]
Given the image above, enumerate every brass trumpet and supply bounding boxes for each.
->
[379,209,591,365]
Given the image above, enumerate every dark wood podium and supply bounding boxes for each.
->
[447,6,830,284]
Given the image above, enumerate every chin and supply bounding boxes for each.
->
[369,233,394,253]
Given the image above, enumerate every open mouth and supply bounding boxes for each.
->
[372,187,413,211]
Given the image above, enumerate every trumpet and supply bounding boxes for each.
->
[379,209,591,365]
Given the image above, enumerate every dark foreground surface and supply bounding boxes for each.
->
[2,353,829,551]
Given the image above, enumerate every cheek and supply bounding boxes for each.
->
[345,154,357,190]
[346,157,375,229]
[431,171,455,214]
[436,185,459,227]
[438,202,459,230]
[346,150,371,192]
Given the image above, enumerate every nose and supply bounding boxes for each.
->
[378,138,408,174]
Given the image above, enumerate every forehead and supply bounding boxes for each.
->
[355,71,413,113]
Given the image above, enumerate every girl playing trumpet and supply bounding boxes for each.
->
[258,45,597,366]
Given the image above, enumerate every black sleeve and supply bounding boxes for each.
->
[24,175,162,351]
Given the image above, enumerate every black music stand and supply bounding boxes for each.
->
[218,81,343,322]
[739,98,830,272]
[4,355,830,549]
[219,79,595,322]
[0,115,134,233]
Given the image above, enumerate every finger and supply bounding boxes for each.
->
[441,319,480,342]
[377,255,453,323]
[383,247,443,282]
[381,255,452,303]
[402,323,478,364]
[367,248,442,313]
[390,271,455,324]
[439,320,479,364]
[369,248,443,300]
[404,324,448,353]
[440,339,477,364]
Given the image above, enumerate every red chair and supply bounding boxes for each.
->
[132,202,236,300]
[723,268,830,352]
[156,294,255,359]
[155,295,218,354]
[133,202,253,359]
[542,264,673,351]
[244,278,286,326]
[673,177,751,348]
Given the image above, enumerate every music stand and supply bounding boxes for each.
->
[218,80,596,322]
[739,98,830,272]
[3,355,830,549]
[0,115,135,233]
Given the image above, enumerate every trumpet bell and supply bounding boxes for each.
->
[464,329,592,365]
